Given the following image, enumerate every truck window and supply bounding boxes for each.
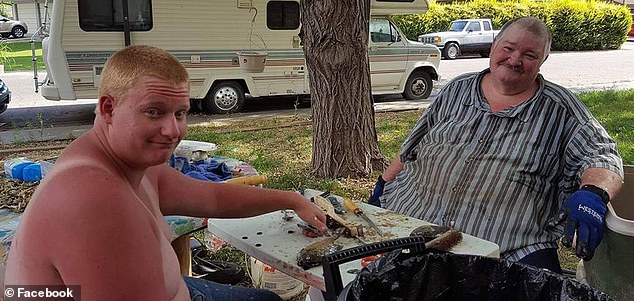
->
[449,21,467,32]
[78,0,152,31]
[267,1,300,30]
[466,22,481,32]
[370,19,398,43]
[483,21,492,31]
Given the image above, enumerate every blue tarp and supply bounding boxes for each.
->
[169,155,234,182]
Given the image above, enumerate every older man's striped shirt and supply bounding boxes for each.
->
[381,70,623,261]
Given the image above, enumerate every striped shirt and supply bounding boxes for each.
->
[381,69,623,261]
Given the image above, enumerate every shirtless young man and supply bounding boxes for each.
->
[5,45,327,301]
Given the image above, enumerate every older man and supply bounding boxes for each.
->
[5,45,327,301]
[371,17,623,272]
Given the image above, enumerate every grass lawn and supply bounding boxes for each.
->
[579,89,634,162]
[185,111,420,199]
[2,41,45,72]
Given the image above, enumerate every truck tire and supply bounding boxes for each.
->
[443,43,459,60]
[402,71,432,100]
[202,82,245,114]
[11,26,25,38]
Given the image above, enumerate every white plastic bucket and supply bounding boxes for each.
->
[583,165,634,300]
[237,52,267,73]
[250,257,304,300]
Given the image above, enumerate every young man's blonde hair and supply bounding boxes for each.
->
[99,45,189,104]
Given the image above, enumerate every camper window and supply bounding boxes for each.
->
[267,1,300,30]
[370,19,399,43]
[78,0,153,31]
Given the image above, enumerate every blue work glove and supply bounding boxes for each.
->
[367,175,386,207]
[560,186,609,261]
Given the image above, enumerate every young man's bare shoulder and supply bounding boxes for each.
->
[14,154,154,266]
[36,160,126,202]
[25,158,142,232]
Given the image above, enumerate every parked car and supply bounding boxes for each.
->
[0,78,10,114]
[0,16,28,39]
[629,23,634,36]
[418,19,499,60]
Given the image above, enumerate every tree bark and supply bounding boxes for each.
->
[301,0,385,178]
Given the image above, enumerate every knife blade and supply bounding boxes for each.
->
[343,198,383,235]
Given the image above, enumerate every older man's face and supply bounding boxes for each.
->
[489,26,547,88]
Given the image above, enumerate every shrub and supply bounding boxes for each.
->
[393,0,632,51]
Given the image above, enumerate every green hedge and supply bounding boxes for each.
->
[393,0,632,51]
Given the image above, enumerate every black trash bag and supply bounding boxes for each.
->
[349,252,613,301]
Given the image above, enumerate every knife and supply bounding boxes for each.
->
[317,191,345,214]
[343,198,383,235]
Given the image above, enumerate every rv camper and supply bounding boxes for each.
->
[40,0,440,113]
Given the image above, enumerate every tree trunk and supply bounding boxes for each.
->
[301,0,385,178]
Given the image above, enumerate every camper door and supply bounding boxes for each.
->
[250,0,307,96]
[368,18,407,92]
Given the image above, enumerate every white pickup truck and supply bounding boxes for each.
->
[418,19,499,60]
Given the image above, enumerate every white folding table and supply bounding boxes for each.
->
[206,189,500,292]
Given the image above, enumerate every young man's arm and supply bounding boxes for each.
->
[151,165,327,231]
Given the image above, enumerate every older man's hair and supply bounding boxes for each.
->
[495,17,552,59]
[99,45,189,102]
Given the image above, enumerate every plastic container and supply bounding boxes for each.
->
[174,140,217,161]
[582,165,634,300]
[250,257,304,300]
[3,157,34,180]
[40,160,55,178]
[22,163,42,182]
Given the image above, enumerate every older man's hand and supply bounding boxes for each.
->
[367,175,386,207]
[560,188,608,260]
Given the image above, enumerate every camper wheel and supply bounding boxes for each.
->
[203,82,245,114]
[402,71,432,100]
